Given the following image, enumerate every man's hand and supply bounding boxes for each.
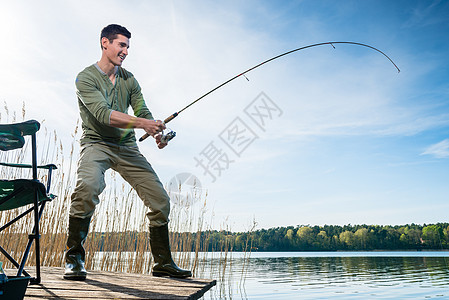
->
[142,119,166,137]
[154,133,168,149]
[109,111,166,147]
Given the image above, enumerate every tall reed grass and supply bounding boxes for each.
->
[0,103,250,283]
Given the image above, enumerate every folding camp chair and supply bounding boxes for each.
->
[0,120,57,285]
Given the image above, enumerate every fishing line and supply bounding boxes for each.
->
[140,41,400,143]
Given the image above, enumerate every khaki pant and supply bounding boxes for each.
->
[69,142,170,227]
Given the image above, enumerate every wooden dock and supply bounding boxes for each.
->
[21,267,216,300]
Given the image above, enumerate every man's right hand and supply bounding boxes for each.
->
[143,119,166,137]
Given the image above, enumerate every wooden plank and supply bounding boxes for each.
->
[16,267,216,300]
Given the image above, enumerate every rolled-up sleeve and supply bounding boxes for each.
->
[76,73,114,125]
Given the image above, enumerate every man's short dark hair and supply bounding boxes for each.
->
[100,24,131,48]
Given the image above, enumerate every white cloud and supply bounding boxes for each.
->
[421,139,449,158]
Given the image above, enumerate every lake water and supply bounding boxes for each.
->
[197,252,449,299]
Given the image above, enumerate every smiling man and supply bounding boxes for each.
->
[64,24,191,280]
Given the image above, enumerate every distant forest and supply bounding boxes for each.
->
[205,223,449,252]
[90,223,449,252]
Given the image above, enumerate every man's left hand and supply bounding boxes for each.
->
[155,133,168,149]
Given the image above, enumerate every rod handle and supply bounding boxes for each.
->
[139,133,150,142]
[164,112,178,124]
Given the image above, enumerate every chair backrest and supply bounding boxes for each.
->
[0,120,40,151]
[0,120,46,212]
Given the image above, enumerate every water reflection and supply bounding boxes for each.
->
[201,253,449,299]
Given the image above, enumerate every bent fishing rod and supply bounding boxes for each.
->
[140,41,400,143]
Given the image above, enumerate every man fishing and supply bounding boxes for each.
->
[64,24,191,280]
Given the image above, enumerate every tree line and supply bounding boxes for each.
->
[85,223,449,252]
[203,223,449,252]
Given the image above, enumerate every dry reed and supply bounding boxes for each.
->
[0,102,248,287]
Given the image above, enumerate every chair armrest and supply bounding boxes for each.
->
[0,162,57,170]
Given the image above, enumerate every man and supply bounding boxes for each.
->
[64,24,191,280]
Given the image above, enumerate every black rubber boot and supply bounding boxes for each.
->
[63,216,91,280]
[150,225,192,278]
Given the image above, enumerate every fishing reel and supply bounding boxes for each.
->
[160,129,176,144]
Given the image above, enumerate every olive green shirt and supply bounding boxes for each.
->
[75,64,153,146]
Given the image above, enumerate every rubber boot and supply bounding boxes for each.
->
[150,225,192,278]
[63,216,91,280]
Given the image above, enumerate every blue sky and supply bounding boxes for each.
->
[1,0,448,231]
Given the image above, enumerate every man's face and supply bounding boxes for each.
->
[102,34,129,66]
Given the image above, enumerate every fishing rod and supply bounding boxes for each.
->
[140,41,400,143]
